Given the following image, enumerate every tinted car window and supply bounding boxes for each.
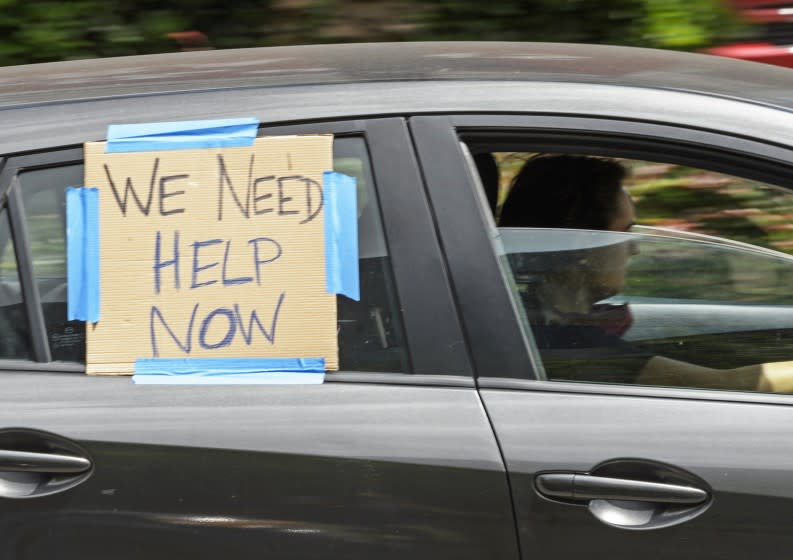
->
[333,137,407,372]
[14,137,408,371]
[0,205,31,359]
[18,166,85,362]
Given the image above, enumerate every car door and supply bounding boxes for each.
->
[0,116,518,559]
[412,112,793,559]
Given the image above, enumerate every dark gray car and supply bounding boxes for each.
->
[3,42,793,559]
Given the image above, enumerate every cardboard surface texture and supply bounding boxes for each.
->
[83,136,337,375]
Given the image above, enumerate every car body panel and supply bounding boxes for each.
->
[0,372,517,559]
[5,41,793,111]
[8,81,793,156]
[481,388,793,559]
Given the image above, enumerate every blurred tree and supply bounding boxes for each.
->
[0,0,745,66]
[416,0,645,45]
[418,0,743,49]
[642,0,743,48]
[0,0,278,65]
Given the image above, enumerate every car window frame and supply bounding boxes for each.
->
[410,113,793,403]
[0,118,474,385]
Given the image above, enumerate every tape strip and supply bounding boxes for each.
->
[324,171,360,301]
[132,357,325,385]
[66,187,100,322]
[106,117,259,153]
[133,372,325,385]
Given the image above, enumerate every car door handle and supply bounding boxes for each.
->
[0,430,94,499]
[0,448,92,474]
[536,473,708,505]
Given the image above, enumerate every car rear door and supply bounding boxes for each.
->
[411,112,793,559]
[0,116,518,559]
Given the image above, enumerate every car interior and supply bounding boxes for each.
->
[463,139,793,388]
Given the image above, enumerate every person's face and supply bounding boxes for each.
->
[608,189,636,233]
[589,189,637,298]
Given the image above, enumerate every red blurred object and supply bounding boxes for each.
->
[705,1,793,67]
[166,31,212,51]
[730,0,793,23]
[706,42,793,68]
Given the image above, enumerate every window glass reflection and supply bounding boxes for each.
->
[501,228,793,388]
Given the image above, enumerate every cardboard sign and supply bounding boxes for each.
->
[82,135,337,375]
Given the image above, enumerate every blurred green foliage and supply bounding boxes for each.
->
[643,0,742,48]
[417,0,645,45]
[419,0,743,47]
[0,0,304,65]
[0,0,745,66]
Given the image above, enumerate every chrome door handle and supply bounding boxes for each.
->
[0,429,94,498]
[534,460,712,530]
[536,473,707,504]
[0,449,91,474]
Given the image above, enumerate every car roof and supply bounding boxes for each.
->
[4,41,793,111]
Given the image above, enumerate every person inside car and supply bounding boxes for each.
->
[500,154,793,393]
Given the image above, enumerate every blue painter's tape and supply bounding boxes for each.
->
[66,189,83,321]
[106,117,259,153]
[66,187,100,322]
[133,373,325,385]
[324,171,359,301]
[135,357,324,375]
[132,357,325,385]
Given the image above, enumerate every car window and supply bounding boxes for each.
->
[12,136,408,372]
[332,137,407,372]
[471,148,793,394]
[18,165,85,362]
[0,204,31,359]
[492,152,793,256]
[501,228,793,382]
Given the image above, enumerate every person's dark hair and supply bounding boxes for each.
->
[499,154,627,229]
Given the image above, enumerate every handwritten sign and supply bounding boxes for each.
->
[83,135,337,375]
